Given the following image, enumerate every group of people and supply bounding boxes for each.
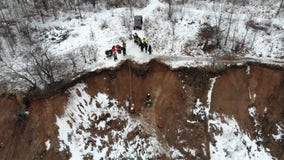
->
[105,33,153,61]
[105,40,126,61]
[133,33,152,55]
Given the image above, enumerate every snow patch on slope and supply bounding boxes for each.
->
[248,106,263,142]
[208,113,274,160]
[56,83,166,159]
[207,77,218,110]
[193,77,218,120]
[45,139,51,151]
[193,98,207,120]
[205,76,273,159]
[273,123,284,142]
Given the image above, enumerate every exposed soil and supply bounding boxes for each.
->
[0,60,283,160]
[212,64,284,159]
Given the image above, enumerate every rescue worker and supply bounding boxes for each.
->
[139,38,144,52]
[129,103,135,113]
[143,38,148,53]
[148,44,152,55]
[116,44,121,54]
[145,92,152,107]
[113,52,117,61]
[111,46,116,54]
[112,46,117,61]
[133,33,139,44]
[134,33,138,38]
[122,40,126,56]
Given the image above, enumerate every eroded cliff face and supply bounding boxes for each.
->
[0,61,283,160]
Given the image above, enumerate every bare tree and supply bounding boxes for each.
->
[41,0,49,11]
[212,3,224,48]
[224,9,233,46]
[128,0,133,32]
[27,45,55,86]
[50,0,59,20]
[215,4,223,34]
[0,6,7,23]
[3,43,70,90]
[241,26,249,48]
[63,0,74,9]
[250,30,257,49]
[67,52,78,70]
[90,0,97,8]
[3,61,38,89]
[276,0,283,16]
[171,21,175,51]
[166,0,173,20]
[74,0,83,18]
[16,21,33,43]
[128,0,133,17]
[89,25,95,40]
[231,23,238,51]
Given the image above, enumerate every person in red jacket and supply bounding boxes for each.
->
[112,46,117,61]
[116,44,121,54]
[112,46,116,54]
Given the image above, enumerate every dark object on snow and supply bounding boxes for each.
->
[148,44,152,55]
[116,44,121,54]
[113,52,117,61]
[105,50,113,57]
[133,33,140,45]
[144,43,148,53]
[121,41,126,56]
[122,47,126,56]
[140,42,144,52]
[137,37,142,46]
[134,15,143,30]
[122,40,126,48]
[112,46,116,53]
[143,38,148,53]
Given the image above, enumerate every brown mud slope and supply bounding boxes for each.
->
[212,65,284,159]
[0,60,283,160]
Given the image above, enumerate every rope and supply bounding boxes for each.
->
[128,60,133,103]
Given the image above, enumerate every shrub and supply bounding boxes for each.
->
[198,23,220,52]
[100,20,109,29]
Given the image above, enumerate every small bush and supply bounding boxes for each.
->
[106,0,148,8]
[198,23,217,40]
[100,20,109,30]
[198,23,220,52]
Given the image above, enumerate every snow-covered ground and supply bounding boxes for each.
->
[0,0,283,91]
